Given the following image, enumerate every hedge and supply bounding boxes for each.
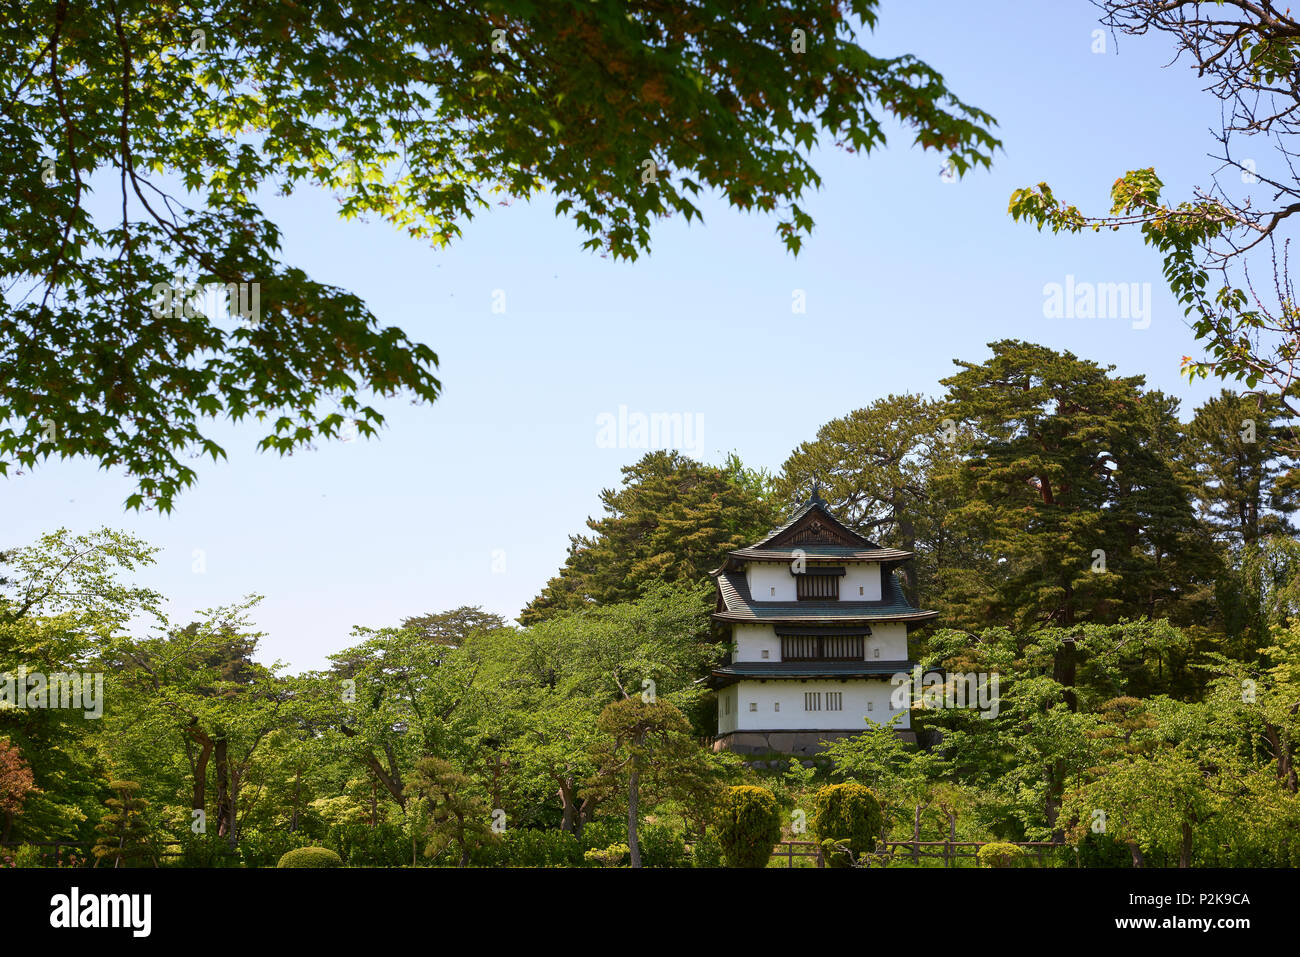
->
[716,786,782,868]
[810,782,882,868]
[977,842,1025,868]
[277,846,344,868]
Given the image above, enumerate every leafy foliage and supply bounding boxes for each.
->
[810,782,882,867]
[0,737,37,841]
[976,841,1024,868]
[716,785,782,868]
[91,780,156,867]
[277,846,343,869]
[2,0,997,509]
[405,756,498,867]
[523,451,781,624]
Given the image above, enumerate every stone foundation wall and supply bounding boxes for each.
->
[712,729,917,756]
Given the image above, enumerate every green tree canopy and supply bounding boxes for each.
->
[3,0,998,510]
[939,340,1210,631]
[775,392,962,602]
[522,451,780,623]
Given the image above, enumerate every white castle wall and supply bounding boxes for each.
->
[718,684,738,734]
[843,563,882,600]
[729,678,910,732]
[745,561,882,601]
[732,621,909,662]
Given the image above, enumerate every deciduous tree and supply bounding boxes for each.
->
[3,0,998,509]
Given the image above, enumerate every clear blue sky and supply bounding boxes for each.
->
[2,1,1239,670]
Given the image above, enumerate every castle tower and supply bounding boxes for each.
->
[708,488,937,755]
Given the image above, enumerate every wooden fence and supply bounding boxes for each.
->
[775,840,825,868]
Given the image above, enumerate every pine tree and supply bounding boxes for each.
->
[1186,390,1300,657]
[940,340,1206,632]
[521,451,780,623]
[405,758,497,867]
[1184,390,1299,545]
[92,780,157,868]
[584,697,724,868]
[942,341,1137,629]
[776,393,956,604]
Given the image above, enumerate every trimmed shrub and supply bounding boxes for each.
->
[716,786,782,868]
[584,843,629,867]
[689,828,723,869]
[277,846,343,869]
[810,782,882,868]
[639,821,688,868]
[92,780,157,868]
[977,842,1025,868]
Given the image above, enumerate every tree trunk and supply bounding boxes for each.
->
[227,765,242,850]
[558,777,577,833]
[357,750,406,810]
[576,795,594,841]
[1264,721,1298,793]
[188,727,213,813]
[896,503,919,604]
[1044,758,1067,843]
[556,776,595,838]
[289,766,303,833]
[627,768,641,869]
[1179,821,1193,868]
[339,728,406,809]
[1128,841,1145,868]
[214,738,231,838]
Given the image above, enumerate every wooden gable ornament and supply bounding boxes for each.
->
[765,486,876,550]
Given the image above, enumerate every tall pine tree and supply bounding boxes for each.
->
[521,452,780,624]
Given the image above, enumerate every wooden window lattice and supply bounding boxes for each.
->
[780,635,864,661]
[796,574,839,600]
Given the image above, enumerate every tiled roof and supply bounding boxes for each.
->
[727,545,913,563]
[712,570,938,625]
[715,568,753,607]
[714,490,914,571]
[749,488,876,550]
[711,490,938,628]
[708,659,914,687]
